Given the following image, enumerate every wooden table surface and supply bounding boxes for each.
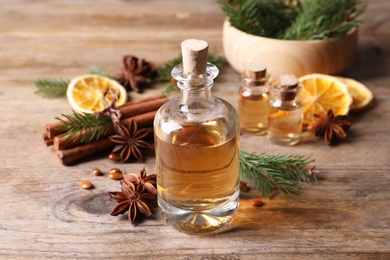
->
[1,0,389,259]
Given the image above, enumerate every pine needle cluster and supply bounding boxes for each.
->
[33,66,110,98]
[33,78,70,98]
[88,66,110,77]
[220,0,364,40]
[239,151,317,198]
[55,111,113,143]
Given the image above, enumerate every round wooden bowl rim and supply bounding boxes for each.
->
[223,19,358,44]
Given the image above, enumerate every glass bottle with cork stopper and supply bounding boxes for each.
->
[238,63,270,135]
[154,39,240,234]
[267,74,303,146]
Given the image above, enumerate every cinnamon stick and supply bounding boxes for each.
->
[54,129,116,151]
[120,94,165,107]
[56,138,114,165]
[45,94,166,138]
[121,109,157,127]
[119,96,168,119]
[42,132,54,146]
[54,109,157,150]
[45,121,64,139]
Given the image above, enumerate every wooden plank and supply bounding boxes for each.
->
[0,0,389,258]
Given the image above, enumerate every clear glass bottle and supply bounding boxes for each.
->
[267,74,303,145]
[154,39,240,234]
[238,63,270,135]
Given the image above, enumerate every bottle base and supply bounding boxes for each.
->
[267,133,301,146]
[241,127,267,135]
[158,189,239,235]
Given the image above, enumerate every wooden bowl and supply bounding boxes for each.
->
[222,20,358,78]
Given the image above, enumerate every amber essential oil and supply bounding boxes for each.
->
[268,107,302,145]
[238,63,270,135]
[155,122,239,233]
[267,75,303,146]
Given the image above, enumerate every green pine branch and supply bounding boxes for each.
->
[220,0,364,40]
[33,66,110,99]
[33,78,70,98]
[220,0,299,39]
[88,66,110,77]
[239,151,317,198]
[55,111,113,143]
[157,56,182,84]
[283,0,365,40]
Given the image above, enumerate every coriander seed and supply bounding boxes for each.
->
[91,168,102,176]
[80,181,93,189]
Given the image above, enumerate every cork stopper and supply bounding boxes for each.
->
[275,74,300,101]
[279,74,299,89]
[244,63,267,79]
[181,39,209,76]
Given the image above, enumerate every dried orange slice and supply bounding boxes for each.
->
[337,77,373,113]
[299,74,352,125]
[67,74,127,113]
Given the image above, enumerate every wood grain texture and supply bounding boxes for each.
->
[0,0,389,259]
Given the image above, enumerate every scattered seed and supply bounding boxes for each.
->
[251,199,263,207]
[108,153,121,162]
[110,168,122,174]
[240,181,249,192]
[109,172,123,180]
[91,168,102,176]
[80,181,93,189]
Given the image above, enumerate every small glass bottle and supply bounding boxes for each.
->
[267,74,303,145]
[154,39,240,234]
[238,63,270,135]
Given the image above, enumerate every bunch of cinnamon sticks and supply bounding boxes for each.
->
[42,94,168,165]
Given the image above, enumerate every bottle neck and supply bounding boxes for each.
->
[172,63,218,110]
[241,77,270,94]
[273,89,298,101]
[180,84,214,111]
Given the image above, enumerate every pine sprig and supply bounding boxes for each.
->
[33,78,70,98]
[239,151,317,198]
[33,66,110,99]
[88,66,110,77]
[221,0,364,40]
[221,0,298,39]
[156,56,182,84]
[55,111,113,143]
[283,0,364,40]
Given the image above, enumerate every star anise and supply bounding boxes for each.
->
[124,168,157,195]
[116,55,157,93]
[109,119,154,162]
[307,109,351,145]
[108,180,155,224]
